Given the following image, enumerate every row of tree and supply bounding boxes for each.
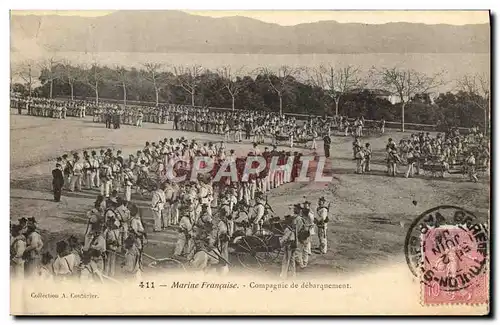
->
[11,59,490,132]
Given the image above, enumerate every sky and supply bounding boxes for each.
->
[10,10,490,26]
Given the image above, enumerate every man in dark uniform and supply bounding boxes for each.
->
[116,150,124,166]
[323,133,332,158]
[52,163,65,202]
[174,113,180,130]
[116,109,122,129]
[17,97,22,115]
[113,109,119,129]
[105,109,112,129]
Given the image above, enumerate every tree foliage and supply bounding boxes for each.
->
[29,63,489,129]
[306,64,364,116]
[370,67,447,131]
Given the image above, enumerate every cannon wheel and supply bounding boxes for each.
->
[266,242,282,264]
[235,236,272,272]
[264,235,283,264]
[266,245,282,265]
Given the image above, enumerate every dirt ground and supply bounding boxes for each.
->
[10,112,490,278]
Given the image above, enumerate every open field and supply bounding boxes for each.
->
[10,112,490,278]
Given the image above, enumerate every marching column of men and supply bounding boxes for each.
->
[11,96,89,119]
[51,133,312,216]
[21,127,339,281]
[12,93,358,149]
[12,92,390,150]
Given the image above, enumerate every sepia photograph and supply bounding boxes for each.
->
[8,8,491,315]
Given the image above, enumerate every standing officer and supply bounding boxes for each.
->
[197,178,213,219]
[111,157,123,193]
[163,180,174,228]
[129,204,146,253]
[122,235,142,280]
[123,167,135,202]
[174,200,195,257]
[62,154,73,190]
[23,218,43,277]
[315,197,330,254]
[250,192,266,234]
[89,151,99,188]
[104,216,121,277]
[99,159,113,198]
[136,110,144,127]
[62,104,67,119]
[83,152,93,189]
[279,214,297,279]
[363,143,372,173]
[170,182,180,225]
[173,112,180,130]
[113,109,119,129]
[105,109,112,129]
[466,151,479,183]
[10,224,26,279]
[215,205,230,275]
[70,155,84,192]
[115,198,131,247]
[219,194,234,238]
[87,228,106,273]
[52,163,65,202]
[151,184,166,232]
[311,129,318,150]
[323,133,332,158]
[302,201,315,255]
[292,204,309,269]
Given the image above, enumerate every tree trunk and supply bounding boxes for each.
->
[49,80,53,99]
[95,88,99,104]
[232,95,235,111]
[123,83,127,106]
[401,101,406,132]
[28,75,32,98]
[155,88,159,106]
[191,91,195,107]
[28,71,32,98]
[279,95,283,115]
[70,83,74,100]
[334,98,340,117]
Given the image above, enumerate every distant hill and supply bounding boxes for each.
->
[10,11,490,54]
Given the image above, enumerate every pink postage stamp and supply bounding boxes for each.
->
[421,226,488,305]
[405,206,489,306]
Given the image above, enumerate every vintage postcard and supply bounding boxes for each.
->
[9,9,490,315]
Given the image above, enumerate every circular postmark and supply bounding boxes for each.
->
[404,205,488,292]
